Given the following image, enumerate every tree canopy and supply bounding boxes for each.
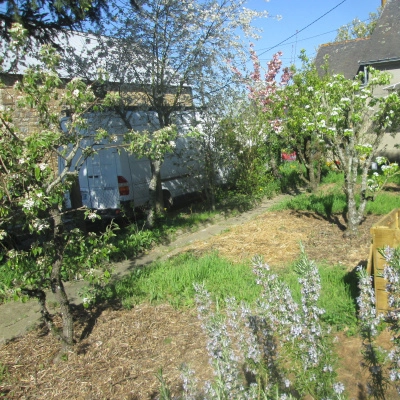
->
[0,0,115,44]
[334,8,381,42]
[59,0,270,219]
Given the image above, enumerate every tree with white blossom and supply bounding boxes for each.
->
[282,52,328,191]
[61,0,272,213]
[335,7,381,42]
[0,25,120,354]
[282,56,400,235]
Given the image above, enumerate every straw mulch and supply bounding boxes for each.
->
[183,209,382,270]
[0,303,211,399]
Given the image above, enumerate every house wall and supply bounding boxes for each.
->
[0,74,194,135]
[0,74,64,135]
[369,62,400,97]
[368,64,400,161]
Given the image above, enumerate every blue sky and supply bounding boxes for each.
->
[244,0,382,69]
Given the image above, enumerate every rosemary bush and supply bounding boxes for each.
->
[161,249,346,399]
[357,246,400,399]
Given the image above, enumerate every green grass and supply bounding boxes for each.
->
[109,208,219,261]
[103,251,358,331]
[102,252,262,309]
[265,261,358,331]
[279,161,306,192]
[320,265,359,331]
[0,263,20,302]
[0,362,9,387]
[271,169,400,218]
[366,191,400,215]
[321,170,344,185]
[269,192,347,217]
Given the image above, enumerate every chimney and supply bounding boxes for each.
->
[382,0,386,6]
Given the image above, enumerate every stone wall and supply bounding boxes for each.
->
[0,73,194,135]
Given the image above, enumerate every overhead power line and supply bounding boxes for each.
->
[258,0,347,57]
[257,28,338,52]
[256,14,376,62]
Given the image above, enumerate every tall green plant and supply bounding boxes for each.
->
[283,53,328,191]
[0,25,119,352]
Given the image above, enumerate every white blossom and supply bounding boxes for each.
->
[23,198,35,210]
[87,212,98,220]
[333,382,345,394]
[33,219,50,231]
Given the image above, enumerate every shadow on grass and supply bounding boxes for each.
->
[343,262,365,316]
[284,192,348,231]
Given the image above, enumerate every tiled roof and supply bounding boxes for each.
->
[314,0,400,76]
[361,0,400,62]
[314,38,369,79]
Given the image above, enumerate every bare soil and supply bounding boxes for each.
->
[0,194,399,400]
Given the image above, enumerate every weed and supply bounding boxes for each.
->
[279,161,306,193]
[0,363,9,385]
[156,369,172,400]
[321,170,344,185]
[108,252,358,333]
[270,192,347,218]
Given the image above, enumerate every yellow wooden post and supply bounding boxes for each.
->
[367,209,400,313]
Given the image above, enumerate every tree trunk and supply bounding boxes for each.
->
[343,158,368,237]
[267,145,282,179]
[308,156,323,192]
[204,142,216,211]
[299,137,323,192]
[50,208,74,351]
[69,175,86,233]
[308,159,317,191]
[345,188,360,236]
[147,159,164,228]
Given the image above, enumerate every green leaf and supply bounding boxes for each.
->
[34,166,40,180]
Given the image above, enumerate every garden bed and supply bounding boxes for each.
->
[0,208,396,399]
